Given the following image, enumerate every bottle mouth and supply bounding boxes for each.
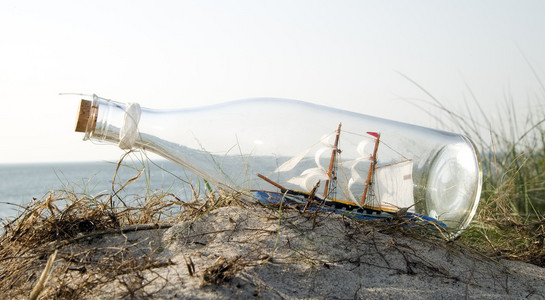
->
[75,99,98,140]
[426,136,482,234]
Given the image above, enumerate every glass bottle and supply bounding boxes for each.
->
[75,95,482,235]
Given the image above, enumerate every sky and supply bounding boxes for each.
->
[0,0,544,163]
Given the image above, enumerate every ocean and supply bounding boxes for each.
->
[0,160,202,220]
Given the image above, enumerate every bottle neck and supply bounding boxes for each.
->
[77,96,137,147]
[75,95,222,187]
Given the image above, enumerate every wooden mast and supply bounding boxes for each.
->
[361,132,380,206]
[323,123,342,198]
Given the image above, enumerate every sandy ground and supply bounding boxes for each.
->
[38,205,545,299]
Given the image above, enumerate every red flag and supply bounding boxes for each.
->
[367,131,379,138]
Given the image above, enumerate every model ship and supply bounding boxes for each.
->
[253,123,442,224]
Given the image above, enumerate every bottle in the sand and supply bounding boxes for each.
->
[75,95,481,235]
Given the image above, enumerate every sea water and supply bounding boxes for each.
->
[0,160,204,220]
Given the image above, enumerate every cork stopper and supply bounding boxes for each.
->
[75,99,97,133]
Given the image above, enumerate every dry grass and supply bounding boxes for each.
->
[0,152,246,299]
[0,187,248,298]
[0,155,453,299]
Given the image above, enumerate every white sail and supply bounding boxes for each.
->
[273,146,313,173]
[286,167,330,192]
[345,157,370,205]
[367,160,415,212]
[313,147,331,170]
[356,139,372,157]
[273,132,336,174]
[278,131,338,192]
[286,146,331,192]
[344,139,373,206]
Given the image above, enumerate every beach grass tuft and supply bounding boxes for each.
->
[405,78,545,266]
